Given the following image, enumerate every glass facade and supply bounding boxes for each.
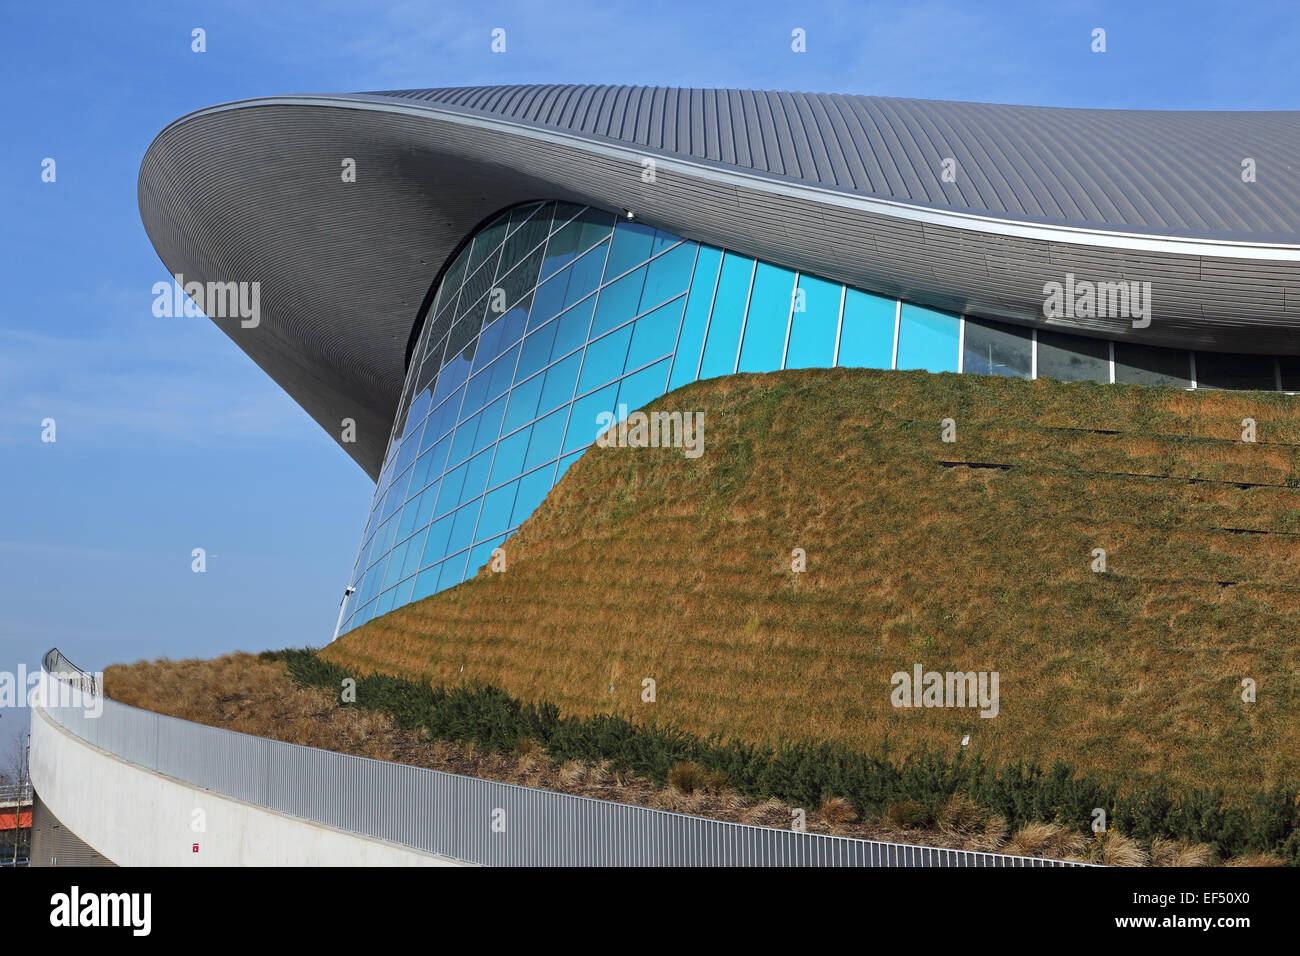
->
[336,200,1296,635]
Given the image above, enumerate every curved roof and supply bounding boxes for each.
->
[138,85,1300,478]
[387,86,1300,241]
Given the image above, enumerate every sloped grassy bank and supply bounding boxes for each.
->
[273,649,1299,863]
[325,368,1300,801]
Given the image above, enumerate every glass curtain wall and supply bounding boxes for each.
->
[337,200,1285,634]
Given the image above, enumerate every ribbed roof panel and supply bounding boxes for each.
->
[378,85,1300,242]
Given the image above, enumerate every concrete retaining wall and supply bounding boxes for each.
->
[28,706,466,867]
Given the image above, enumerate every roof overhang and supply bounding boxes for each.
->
[139,92,1300,479]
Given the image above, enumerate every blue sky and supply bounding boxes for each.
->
[2,0,1298,759]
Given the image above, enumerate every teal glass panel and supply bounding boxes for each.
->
[524,407,568,472]
[667,245,722,390]
[576,326,633,395]
[837,289,895,369]
[550,295,596,361]
[605,220,657,278]
[564,242,608,308]
[539,352,583,414]
[565,382,619,454]
[515,319,558,381]
[616,358,672,414]
[501,372,543,433]
[625,297,684,372]
[489,426,531,487]
[896,303,958,373]
[639,242,695,313]
[785,275,841,369]
[738,262,796,373]
[477,482,519,540]
[590,266,647,338]
[698,253,754,379]
[512,464,557,525]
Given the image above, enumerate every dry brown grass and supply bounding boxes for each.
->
[1149,838,1216,867]
[323,368,1300,798]
[106,650,1275,864]
[1093,831,1150,867]
[1006,822,1090,861]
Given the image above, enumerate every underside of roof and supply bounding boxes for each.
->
[138,85,1300,479]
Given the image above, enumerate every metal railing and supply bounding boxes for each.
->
[38,649,1089,867]
[0,784,33,806]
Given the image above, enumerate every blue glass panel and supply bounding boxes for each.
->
[540,216,583,280]
[448,415,479,468]
[515,320,558,381]
[591,266,647,338]
[402,527,429,579]
[650,229,678,256]
[698,253,754,379]
[551,295,597,360]
[502,372,543,433]
[525,407,568,471]
[461,365,492,414]
[667,245,723,390]
[414,480,439,527]
[577,326,633,394]
[477,482,519,540]
[419,434,451,482]
[528,268,570,330]
[785,275,841,370]
[461,448,494,502]
[486,343,521,399]
[738,263,796,373]
[512,464,557,525]
[640,242,695,313]
[403,389,433,438]
[616,357,671,414]
[467,535,509,579]
[397,490,425,540]
[565,382,619,454]
[539,352,583,414]
[447,500,481,557]
[577,209,615,253]
[438,551,470,590]
[564,242,608,308]
[412,563,443,602]
[435,462,467,518]
[432,353,470,406]
[838,289,895,369]
[555,449,585,482]
[605,220,657,278]
[383,537,411,588]
[472,395,508,454]
[422,389,463,449]
[472,317,506,374]
[422,513,454,566]
[625,297,684,372]
[489,425,531,487]
[897,303,959,373]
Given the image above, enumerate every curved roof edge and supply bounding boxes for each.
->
[138,88,1300,478]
